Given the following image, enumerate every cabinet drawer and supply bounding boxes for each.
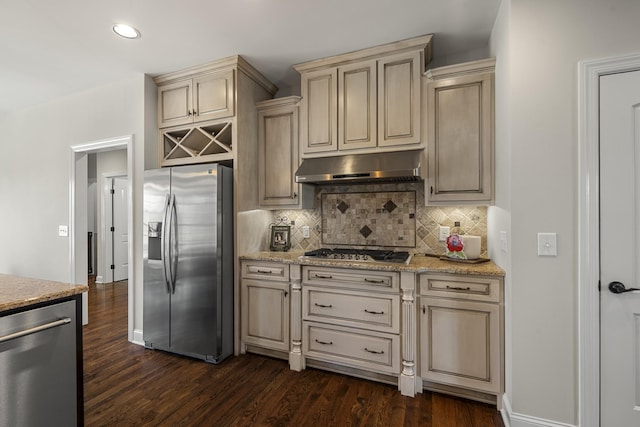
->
[303,322,400,375]
[303,287,399,333]
[242,261,290,282]
[419,273,501,303]
[302,266,398,292]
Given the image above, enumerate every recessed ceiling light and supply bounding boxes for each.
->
[113,24,141,39]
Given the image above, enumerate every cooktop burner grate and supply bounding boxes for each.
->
[303,248,411,264]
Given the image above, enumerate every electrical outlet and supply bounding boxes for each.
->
[58,225,68,237]
[500,231,508,253]
[438,226,450,241]
[302,226,310,239]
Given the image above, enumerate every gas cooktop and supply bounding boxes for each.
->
[301,248,412,265]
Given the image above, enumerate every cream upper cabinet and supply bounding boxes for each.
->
[338,60,377,150]
[154,56,277,173]
[378,50,421,147]
[425,58,495,203]
[300,68,338,153]
[295,34,432,157]
[158,68,235,128]
[257,96,314,209]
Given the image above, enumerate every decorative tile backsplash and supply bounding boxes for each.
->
[322,191,416,247]
[274,182,487,256]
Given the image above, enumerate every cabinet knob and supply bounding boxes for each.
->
[292,192,297,199]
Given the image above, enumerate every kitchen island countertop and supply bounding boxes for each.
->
[0,273,88,312]
[240,251,505,277]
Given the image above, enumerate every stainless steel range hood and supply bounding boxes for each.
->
[295,150,422,184]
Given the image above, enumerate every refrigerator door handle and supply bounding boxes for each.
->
[168,194,178,294]
[161,194,171,294]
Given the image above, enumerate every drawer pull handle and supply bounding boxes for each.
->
[364,348,384,355]
[315,339,333,345]
[314,274,333,279]
[364,278,385,284]
[364,309,384,315]
[257,269,273,274]
[446,285,471,291]
[314,303,333,308]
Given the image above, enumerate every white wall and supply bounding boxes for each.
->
[0,73,151,336]
[489,0,640,424]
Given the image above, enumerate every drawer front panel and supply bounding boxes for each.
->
[303,322,400,374]
[303,266,399,292]
[303,287,399,333]
[242,261,290,282]
[419,273,501,302]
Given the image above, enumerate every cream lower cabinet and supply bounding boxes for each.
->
[418,272,504,402]
[301,266,401,376]
[241,261,290,352]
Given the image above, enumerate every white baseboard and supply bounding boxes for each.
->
[502,395,576,427]
[131,328,144,346]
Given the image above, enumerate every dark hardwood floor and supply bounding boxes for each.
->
[83,279,505,426]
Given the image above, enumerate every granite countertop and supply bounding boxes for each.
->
[240,251,505,277]
[0,273,88,312]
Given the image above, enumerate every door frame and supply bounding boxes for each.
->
[101,171,127,284]
[579,53,640,427]
[69,135,134,340]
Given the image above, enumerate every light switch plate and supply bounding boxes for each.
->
[302,225,310,239]
[58,225,68,237]
[537,232,557,256]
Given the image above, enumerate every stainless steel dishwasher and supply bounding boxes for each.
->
[0,298,80,427]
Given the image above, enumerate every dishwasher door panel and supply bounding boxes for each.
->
[0,299,78,427]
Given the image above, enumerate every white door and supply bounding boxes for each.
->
[600,69,640,426]
[112,176,128,282]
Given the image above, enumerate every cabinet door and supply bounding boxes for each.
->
[420,297,501,393]
[427,72,493,202]
[241,279,290,352]
[158,79,193,128]
[378,51,422,147]
[258,100,301,208]
[338,60,377,150]
[193,69,235,122]
[300,68,338,153]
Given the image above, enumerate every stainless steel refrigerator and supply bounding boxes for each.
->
[143,163,233,363]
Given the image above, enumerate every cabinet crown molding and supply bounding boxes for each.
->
[153,54,278,96]
[293,34,433,74]
[256,95,302,110]
[425,58,496,81]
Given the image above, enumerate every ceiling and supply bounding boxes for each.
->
[0,0,501,116]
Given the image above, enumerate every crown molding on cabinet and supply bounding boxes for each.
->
[293,34,433,73]
[153,55,278,96]
[425,57,496,80]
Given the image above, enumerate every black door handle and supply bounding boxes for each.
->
[608,281,640,294]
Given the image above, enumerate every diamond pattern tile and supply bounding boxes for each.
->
[274,182,487,257]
